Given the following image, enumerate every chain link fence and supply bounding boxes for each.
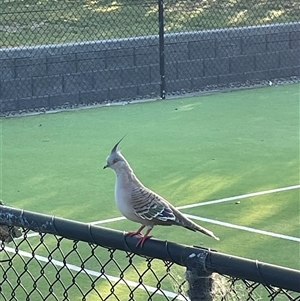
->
[162,0,300,95]
[0,0,299,115]
[1,1,299,47]
[1,230,188,301]
[0,205,299,301]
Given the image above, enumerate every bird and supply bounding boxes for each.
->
[103,137,219,247]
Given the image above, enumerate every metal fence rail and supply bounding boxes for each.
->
[1,205,299,301]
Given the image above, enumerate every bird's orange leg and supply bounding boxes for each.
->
[136,228,153,247]
[126,225,145,237]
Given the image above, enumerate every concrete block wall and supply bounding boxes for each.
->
[164,22,300,93]
[0,22,299,113]
[0,37,161,113]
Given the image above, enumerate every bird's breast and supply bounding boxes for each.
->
[114,171,141,223]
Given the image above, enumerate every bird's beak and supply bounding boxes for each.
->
[103,164,109,169]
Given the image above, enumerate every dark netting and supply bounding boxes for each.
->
[0,0,160,114]
[164,0,299,32]
[0,228,189,301]
[0,226,299,301]
[0,0,299,116]
[163,0,300,95]
[0,0,159,46]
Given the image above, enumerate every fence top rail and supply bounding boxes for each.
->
[0,205,299,292]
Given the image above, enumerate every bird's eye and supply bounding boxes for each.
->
[113,158,118,163]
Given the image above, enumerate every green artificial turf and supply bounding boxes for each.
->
[0,84,299,299]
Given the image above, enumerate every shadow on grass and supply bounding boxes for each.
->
[0,0,299,46]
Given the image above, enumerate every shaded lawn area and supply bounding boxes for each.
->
[0,0,299,46]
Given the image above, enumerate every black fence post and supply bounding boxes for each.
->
[186,251,213,301]
[158,0,166,99]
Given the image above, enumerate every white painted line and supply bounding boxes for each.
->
[17,184,300,240]
[90,216,125,225]
[24,232,41,238]
[15,232,44,239]
[90,184,300,226]
[184,214,300,242]
[177,184,300,210]
[3,246,187,300]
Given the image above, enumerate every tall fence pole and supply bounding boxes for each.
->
[158,0,166,99]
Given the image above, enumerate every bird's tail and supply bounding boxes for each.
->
[178,213,220,240]
[193,224,220,241]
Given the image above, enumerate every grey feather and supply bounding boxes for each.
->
[131,187,176,222]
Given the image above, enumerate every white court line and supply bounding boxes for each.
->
[90,216,125,225]
[19,184,300,240]
[24,232,42,238]
[3,246,186,301]
[91,184,300,225]
[184,214,300,243]
[177,184,300,210]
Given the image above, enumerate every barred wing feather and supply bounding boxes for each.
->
[131,187,176,222]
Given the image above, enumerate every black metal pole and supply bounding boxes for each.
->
[186,251,213,301]
[158,0,166,99]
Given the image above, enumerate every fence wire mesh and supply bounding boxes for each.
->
[0,226,299,301]
[164,0,299,31]
[1,227,188,301]
[0,0,159,46]
[163,0,300,95]
[1,0,298,46]
[0,0,299,115]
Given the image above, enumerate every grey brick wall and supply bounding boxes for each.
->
[0,22,299,114]
[164,22,300,93]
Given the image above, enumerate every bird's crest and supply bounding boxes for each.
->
[111,134,127,154]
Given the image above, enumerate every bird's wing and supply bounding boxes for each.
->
[131,186,176,222]
[131,186,219,240]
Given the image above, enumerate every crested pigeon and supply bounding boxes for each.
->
[103,137,219,247]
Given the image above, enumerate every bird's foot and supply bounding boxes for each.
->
[136,235,152,247]
[125,225,146,237]
[125,225,152,247]
[126,231,143,237]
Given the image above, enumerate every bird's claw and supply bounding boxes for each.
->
[125,231,152,247]
[136,235,152,247]
[126,231,143,237]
